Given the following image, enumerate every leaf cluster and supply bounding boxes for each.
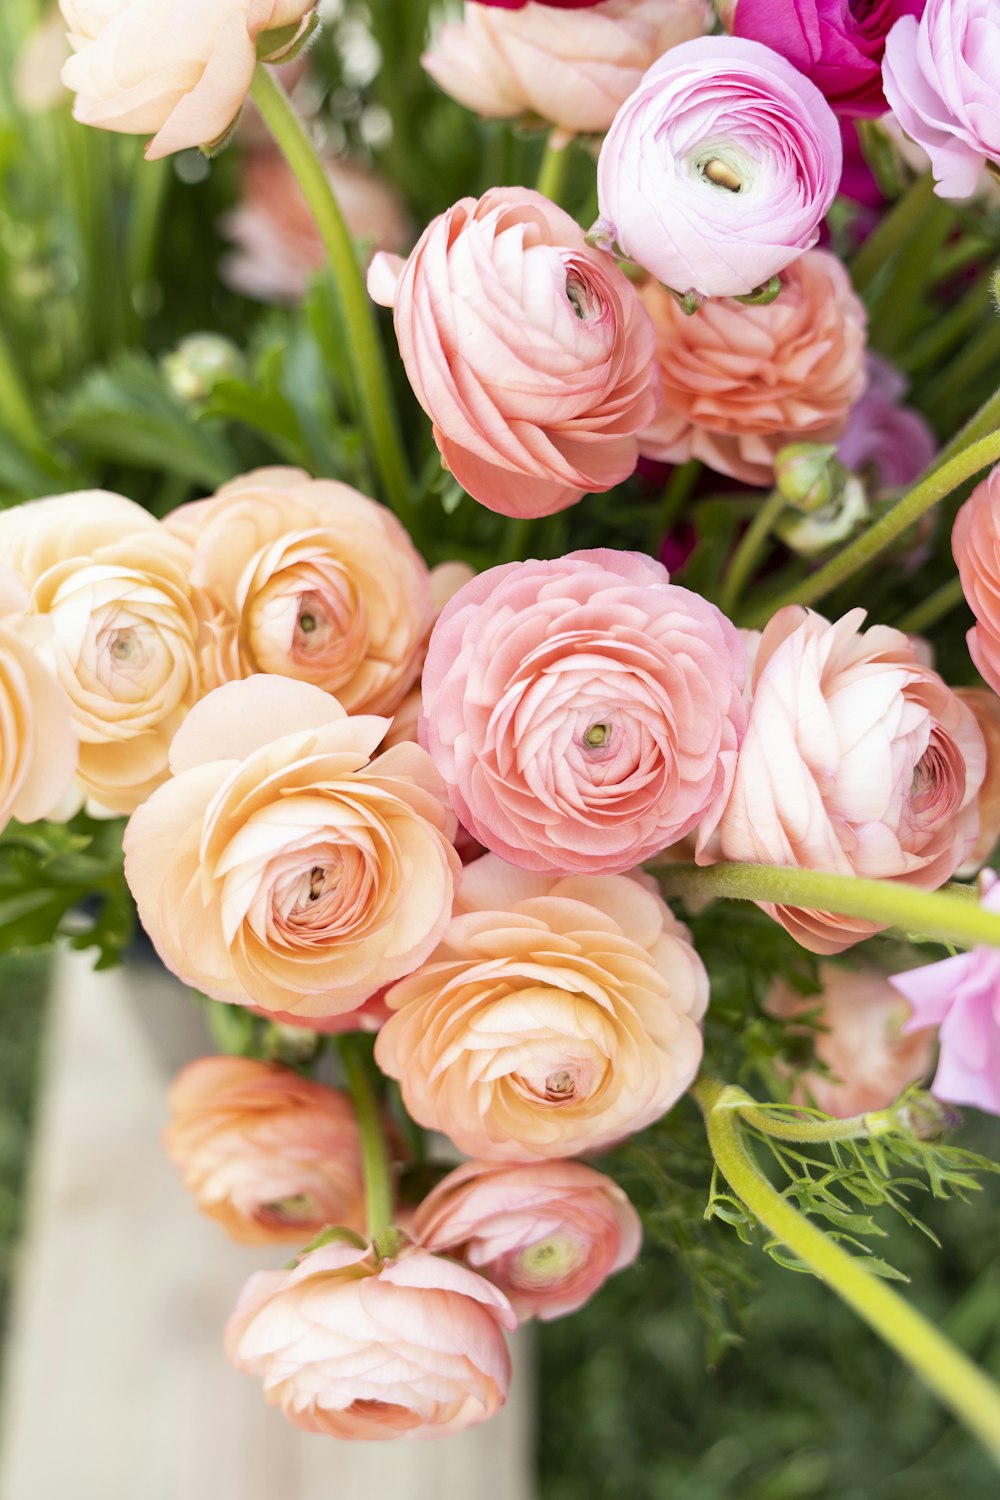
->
[0,815,133,969]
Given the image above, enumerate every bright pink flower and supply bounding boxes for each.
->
[419,550,746,874]
[953,466,1000,696]
[837,353,936,494]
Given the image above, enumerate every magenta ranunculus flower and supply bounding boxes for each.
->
[419,549,746,875]
[889,872,1000,1116]
[883,0,1000,199]
[595,35,842,299]
[730,0,924,118]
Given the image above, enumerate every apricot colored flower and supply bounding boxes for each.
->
[419,550,746,874]
[123,676,460,1019]
[0,568,77,833]
[715,606,985,953]
[375,854,708,1161]
[412,1159,641,1320]
[225,1241,515,1439]
[638,249,867,486]
[956,689,1000,875]
[368,188,658,519]
[953,466,1000,696]
[165,1056,366,1243]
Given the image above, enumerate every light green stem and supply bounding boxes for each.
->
[695,1077,1000,1466]
[536,137,572,205]
[732,1101,895,1145]
[250,67,414,523]
[720,488,785,617]
[338,1035,394,1241]
[896,575,965,634]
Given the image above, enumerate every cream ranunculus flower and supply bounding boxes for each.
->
[0,568,78,832]
[0,491,200,815]
[124,675,461,1020]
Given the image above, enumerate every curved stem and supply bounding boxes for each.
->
[536,136,572,205]
[338,1035,394,1241]
[250,66,414,524]
[896,575,965,634]
[731,1100,895,1145]
[695,1077,1000,1466]
[719,488,785,617]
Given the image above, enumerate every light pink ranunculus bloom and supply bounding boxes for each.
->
[638,249,867,486]
[953,465,1000,696]
[423,0,711,138]
[412,1159,641,1320]
[883,0,1000,200]
[837,352,936,495]
[123,676,460,1019]
[368,188,658,519]
[419,550,746,874]
[0,568,77,833]
[226,1241,516,1439]
[375,854,708,1161]
[165,1056,367,1243]
[765,962,934,1117]
[890,872,1000,1116]
[596,35,842,299]
[714,606,986,954]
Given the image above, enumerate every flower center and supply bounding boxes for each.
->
[583,722,609,748]
[702,158,742,193]
[109,627,141,663]
[565,272,600,322]
[308,866,326,901]
[544,1069,576,1100]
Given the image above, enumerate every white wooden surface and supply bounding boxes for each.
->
[0,949,536,1500]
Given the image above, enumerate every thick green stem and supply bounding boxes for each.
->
[338,1035,394,1241]
[732,1100,895,1145]
[896,575,965,634]
[695,1077,1000,1466]
[250,66,414,523]
[536,136,573,205]
[720,488,785,617]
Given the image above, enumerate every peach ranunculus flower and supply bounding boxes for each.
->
[375,853,708,1161]
[422,0,712,138]
[0,568,77,833]
[165,1056,367,1243]
[59,0,315,160]
[123,675,461,1019]
[368,188,659,519]
[0,491,200,815]
[419,550,746,875]
[953,465,1000,696]
[165,468,434,716]
[956,688,1000,875]
[638,249,868,486]
[225,1241,516,1440]
[714,606,986,954]
[412,1159,642,1321]
[765,962,935,1117]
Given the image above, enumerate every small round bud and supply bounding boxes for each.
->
[162,333,243,406]
[774,443,840,512]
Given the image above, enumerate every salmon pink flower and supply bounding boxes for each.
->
[953,466,1000,696]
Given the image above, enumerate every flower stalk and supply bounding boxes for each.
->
[337,1035,395,1242]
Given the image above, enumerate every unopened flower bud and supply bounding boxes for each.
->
[777,470,869,554]
[892,1090,963,1142]
[162,334,243,406]
[774,442,840,512]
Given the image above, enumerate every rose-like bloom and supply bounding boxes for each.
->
[412,1159,641,1320]
[837,353,936,495]
[165,468,433,716]
[0,568,77,833]
[375,854,708,1161]
[596,36,842,299]
[221,145,411,303]
[765,962,934,1117]
[953,466,1000,696]
[883,0,1000,200]
[423,0,711,138]
[714,606,986,953]
[60,0,315,160]
[420,550,745,874]
[956,689,1000,875]
[225,1241,516,1439]
[368,188,658,519]
[123,675,460,1019]
[729,0,923,118]
[0,491,200,814]
[638,249,867,486]
[165,1056,367,1242]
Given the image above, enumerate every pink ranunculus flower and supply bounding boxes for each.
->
[883,0,1000,200]
[953,466,1000,696]
[225,1241,516,1440]
[123,676,460,1019]
[837,353,937,495]
[595,35,842,299]
[729,0,924,118]
[164,1056,367,1243]
[423,0,712,138]
[375,853,708,1161]
[714,606,986,954]
[412,1159,642,1320]
[638,248,867,486]
[419,550,745,874]
[956,689,1000,875]
[765,962,935,1117]
[0,568,77,833]
[889,872,1000,1115]
[368,188,658,519]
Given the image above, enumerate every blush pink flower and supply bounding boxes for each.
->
[714,606,986,954]
[0,568,77,833]
[164,1056,366,1243]
[368,188,658,519]
[596,35,842,299]
[837,353,936,495]
[956,689,1000,875]
[225,1241,516,1440]
[638,249,867,486]
[123,676,460,1020]
[953,465,1000,696]
[412,1159,641,1320]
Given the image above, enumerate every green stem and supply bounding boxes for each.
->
[250,66,414,524]
[338,1035,394,1241]
[654,861,998,951]
[695,1077,1000,1466]
[720,488,785,617]
[849,172,936,295]
[896,575,965,634]
[536,136,572,205]
[0,324,43,453]
[731,1101,896,1145]
[653,459,701,550]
